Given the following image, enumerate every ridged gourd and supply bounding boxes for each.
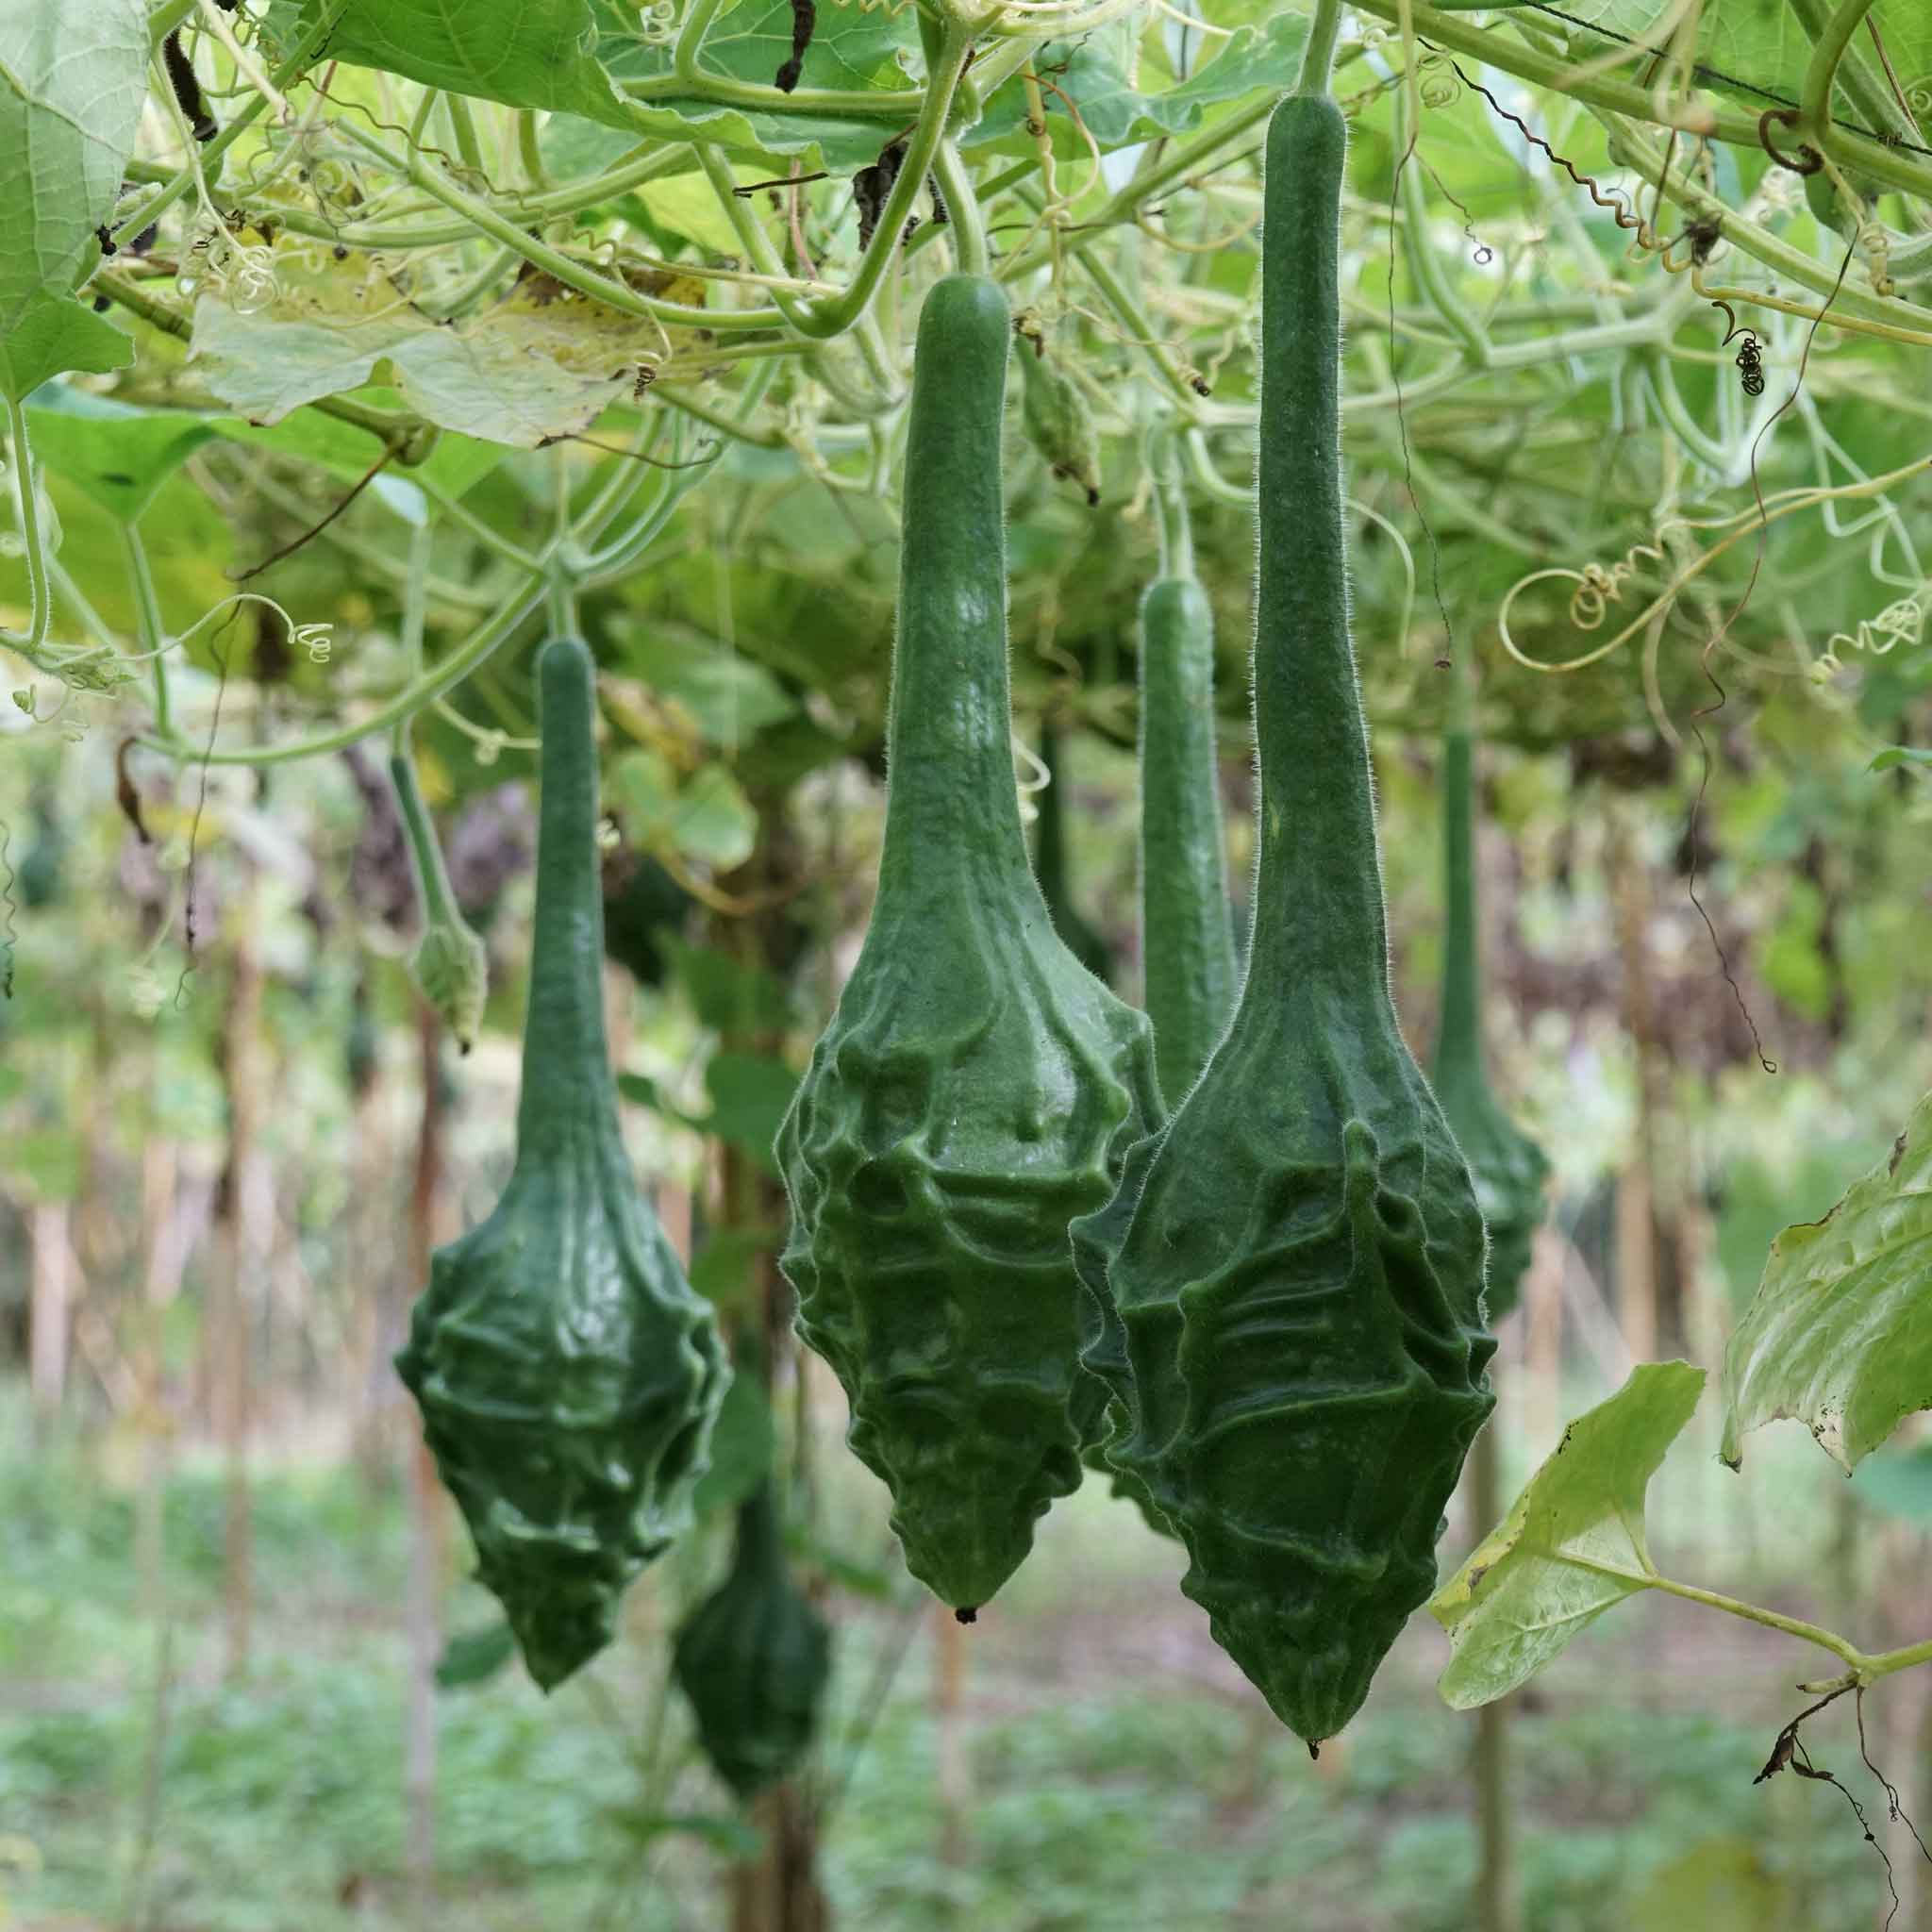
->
[1070,94,1495,1746]
[397,637,730,1690]
[674,1480,833,1798]
[775,275,1164,1618]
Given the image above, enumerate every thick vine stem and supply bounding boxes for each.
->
[1296,0,1347,96]
[1790,0,1911,148]
[1,398,51,658]
[936,140,989,275]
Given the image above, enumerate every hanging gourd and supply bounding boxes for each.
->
[1071,93,1495,1748]
[674,1479,833,1799]
[1032,719,1112,987]
[1432,680,1549,1321]
[1137,461,1238,1104]
[397,637,729,1690]
[776,275,1164,1620]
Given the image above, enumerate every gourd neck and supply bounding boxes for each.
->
[1244,95,1391,990]
[1434,726,1486,1090]
[515,638,622,1164]
[735,1479,783,1579]
[875,275,1037,905]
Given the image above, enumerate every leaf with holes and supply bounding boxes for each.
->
[1722,1091,1932,1474]
[1431,1362,1705,1710]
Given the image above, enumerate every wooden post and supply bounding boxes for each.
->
[217,935,264,1682]
[404,1005,449,1915]
[28,1201,72,1420]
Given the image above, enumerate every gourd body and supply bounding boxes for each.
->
[397,638,728,1690]
[1073,96,1494,1745]
[674,1482,832,1798]
[776,275,1163,1615]
[1432,725,1549,1322]
[1138,575,1237,1103]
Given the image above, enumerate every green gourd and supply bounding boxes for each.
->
[1138,568,1238,1103]
[398,637,729,1690]
[1032,720,1112,987]
[391,749,489,1054]
[1432,691,1549,1323]
[1071,94,1494,1747]
[673,1480,832,1798]
[1019,346,1103,506]
[776,275,1164,1618]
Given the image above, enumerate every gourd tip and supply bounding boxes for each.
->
[955,1607,978,1625]
[1307,1740,1321,1762]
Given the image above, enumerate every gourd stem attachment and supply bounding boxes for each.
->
[1295,0,1347,97]
[1149,428,1195,581]
[517,641,620,1162]
[391,748,465,934]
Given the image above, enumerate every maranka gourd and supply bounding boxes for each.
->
[398,637,729,1691]
[1431,692,1549,1322]
[1072,93,1496,1747]
[775,275,1163,1620]
[673,1480,832,1798]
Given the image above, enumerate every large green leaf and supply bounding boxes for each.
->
[266,0,629,127]
[1722,1091,1932,1474]
[690,1369,776,1515]
[1532,0,1932,125]
[591,0,920,168]
[0,0,147,392]
[1429,1362,1706,1709]
[618,625,796,744]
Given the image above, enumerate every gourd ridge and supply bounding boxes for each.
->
[1431,722,1550,1321]
[775,274,1164,1616]
[397,636,729,1692]
[674,1480,832,1798]
[1069,94,1494,1745]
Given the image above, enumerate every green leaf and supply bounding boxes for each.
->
[689,1225,781,1306]
[434,1618,519,1689]
[614,1070,708,1134]
[620,626,796,744]
[667,764,758,870]
[1430,1362,1706,1709]
[1868,745,1932,774]
[1722,1091,1932,1473]
[25,386,216,524]
[704,1050,797,1170]
[0,0,148,349]
[2,293,133,402]
[690,1369,775,1516]
[10,1126,85,1201]
[266,0,629,128]
[591,0,921,167]
[665,937,793,1033]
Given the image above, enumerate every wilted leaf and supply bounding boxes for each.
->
[1722,1091,1932,1473]
[1430,1362,1706,1709]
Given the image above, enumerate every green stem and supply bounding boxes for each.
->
[1077,245,1203,415]
[1788,0,1915,147]
[1638,1573,1867,1669]
[139,579,547,767]
[1149,428,1194,579]
[121,526,172,734]
[335,122,787,333]
[391,745,463,928]
[516,110,550,192]
[1799,0,1882,135]
[1,396,50,655]
[1863,1636,1932,1680]
[441,93,488,178]
[118,4,343,247]
[407,88,442,150]
[935,140,988,275]
[1296,0,1347,96]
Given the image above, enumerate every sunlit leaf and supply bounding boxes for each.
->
[1430,1362,1706,1709]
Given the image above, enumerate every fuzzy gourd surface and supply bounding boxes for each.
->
[1072,96,1494,1745]
[775,275,1164,1616]
[397,638,729,1690]
[674,1482,832,1798]
[1432,726,1549,1321]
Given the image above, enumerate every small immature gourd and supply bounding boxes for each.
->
[776,275,1164,1618]
[673,1480,833,1799]
[1073,94,1495,1746]
[1432,691,1549,1322]
[391,749,489,1053]
[397,637,729,1690]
